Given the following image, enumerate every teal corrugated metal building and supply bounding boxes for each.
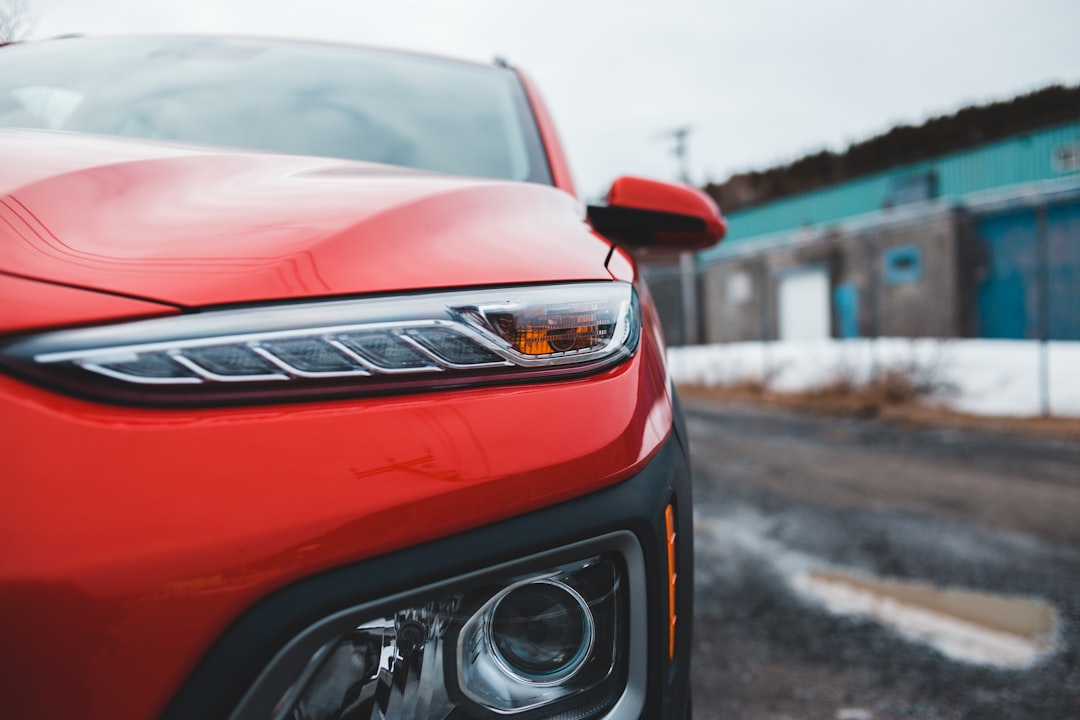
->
[683,119,1080,344]
[701,120,1080,261]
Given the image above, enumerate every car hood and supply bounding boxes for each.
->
[0,129,611,308]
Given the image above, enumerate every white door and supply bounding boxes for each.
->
[778,267,830,341]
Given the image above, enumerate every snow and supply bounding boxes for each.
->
[669,339,1080,418]
[792,572,1055,670]
[835,710,874,720]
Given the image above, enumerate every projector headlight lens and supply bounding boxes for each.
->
[489,580,594,683]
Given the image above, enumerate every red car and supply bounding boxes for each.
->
[0,36,724,720]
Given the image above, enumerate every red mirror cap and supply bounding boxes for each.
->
[607,176,726,244]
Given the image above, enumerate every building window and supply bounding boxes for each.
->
[883,245,923,285]
[886,171,937,206]
[1054,142,1080,173]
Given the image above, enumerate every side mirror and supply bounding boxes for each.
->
[587,176,727,250]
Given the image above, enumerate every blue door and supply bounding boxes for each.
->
[1048,202,1080,340]
[975,201,1080,340]
[974,210,1037,339]
[834,283,860,339]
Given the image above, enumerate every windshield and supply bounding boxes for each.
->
[0,36,552,184]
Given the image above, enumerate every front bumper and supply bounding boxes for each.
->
[164,429,695,719]
[0,312,682,719]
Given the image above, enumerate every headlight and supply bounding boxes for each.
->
[484,579,595,685]
[0,282,639,405]
[228,534,646,720]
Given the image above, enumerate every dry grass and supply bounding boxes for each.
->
[681,366,939,418]
[678,376,1080,443]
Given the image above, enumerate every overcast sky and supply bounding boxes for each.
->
[23,0,1080,198]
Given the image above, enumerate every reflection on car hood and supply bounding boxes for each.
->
[0,129,610,307]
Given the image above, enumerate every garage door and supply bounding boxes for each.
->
[778,266,830,341]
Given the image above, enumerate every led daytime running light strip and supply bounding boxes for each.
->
[36,320,518,386]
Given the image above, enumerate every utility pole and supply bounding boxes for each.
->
[659,126,700,344]
[661,126,694,184]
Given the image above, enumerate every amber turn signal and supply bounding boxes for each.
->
[665,503,678,663]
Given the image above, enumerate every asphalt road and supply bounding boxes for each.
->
[684,400,1080,720]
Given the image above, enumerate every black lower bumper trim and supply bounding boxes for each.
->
[164,432,694,720]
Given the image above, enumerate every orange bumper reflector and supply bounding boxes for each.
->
[665,503,677,662]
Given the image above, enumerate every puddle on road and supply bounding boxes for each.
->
[792,568,1058,669]
[695,511,1061,669]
